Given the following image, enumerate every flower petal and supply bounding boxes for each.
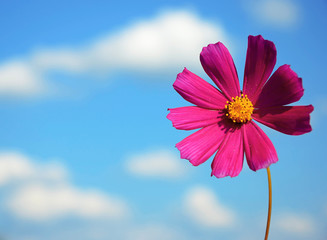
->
[173,68,227,109]
[211,127,244,178]
[243,121,278,171]
[255,65,304,108]
[167,107,223,130]
[252,105,314,135]
[243,35,276,104]
[200,42,240,100]
[176,123,229,166]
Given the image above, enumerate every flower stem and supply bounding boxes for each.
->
[264,167,272,240]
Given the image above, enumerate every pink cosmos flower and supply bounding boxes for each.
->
[167,35,313,178]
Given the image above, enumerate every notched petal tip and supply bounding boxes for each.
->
[172,68,227,109]
[210,128,244,178]
[247,35,277,57]
[175,124,228,167]
[255,64,305,108]
[248,35,276,50]
[200,41,240,99]
[243,35,277,104]
[308,104,314,112]
[253,105,314,135]
[306,104,314,132]
[166,106,222,130]
[210,169,242,179]
[166,109,172,120]
[243,122,278,172]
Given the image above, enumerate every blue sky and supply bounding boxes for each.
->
[0,0,326,239]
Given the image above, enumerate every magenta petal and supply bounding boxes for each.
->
[176,123,228,166]
[200,42,240,100]
[167,107,223,130]
[252,105,314,135]
[173,68,227,109]
[243,35,277,104]
[243,121,278,171]
[255,65,304,107]
[211,128,244,178]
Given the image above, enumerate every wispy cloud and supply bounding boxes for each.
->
[244,0,300,28]
[0,151,130,221]
[183,185,236,228]
[274,212,315,235]
[0,10,231,98]
[125,149,188,179]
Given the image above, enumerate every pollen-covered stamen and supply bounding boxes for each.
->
[225,94,254,123]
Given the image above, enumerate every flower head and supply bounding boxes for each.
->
[167,35,313,178]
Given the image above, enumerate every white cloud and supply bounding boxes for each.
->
[244,0,299,28]
[125,149,188,179]
[0,61,46,97]
[32,47,88,74]
[0,151,129,221]
[0,9,231,97]
[87,10,230,73]
[7,183,129,221]
[183,186,236,228]
[0,151,67,185]
[275,212,315,235]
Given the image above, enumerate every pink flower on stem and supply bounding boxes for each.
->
[167,35,313,178]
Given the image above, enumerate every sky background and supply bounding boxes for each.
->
[0,0,326,239]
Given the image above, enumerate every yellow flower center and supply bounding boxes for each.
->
[225,94,254,123]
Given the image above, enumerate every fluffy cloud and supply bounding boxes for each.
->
[244,0,299,28]
[0,151,129,221]
[125,149,188,179]
[275,212,315,235]
[87,10,230,73]
[0,10,231,97]
[0,151,67,185]
[183,186,236,228]
[0,61,46,97]
[7,183,128,221]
